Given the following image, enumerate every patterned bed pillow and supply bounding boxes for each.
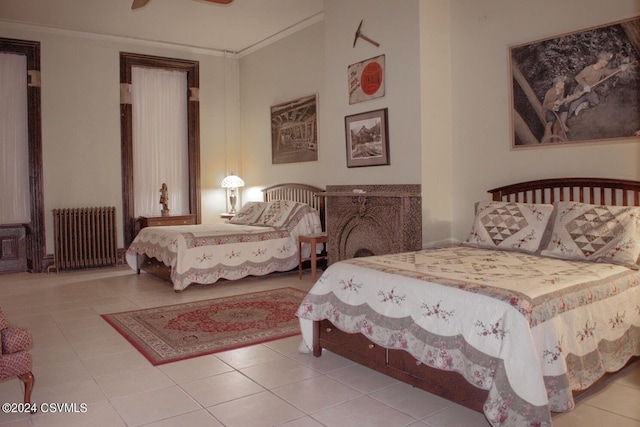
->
[228,201,269,225]
[540,202,640,269]
[258,200,310,229]
[463,201,555,254]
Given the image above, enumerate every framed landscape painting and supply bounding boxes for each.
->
[510,16,639,148]
[344,108,389,168]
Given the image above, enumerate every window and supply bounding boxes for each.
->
[120,53,200,246]
[0,37,44,272]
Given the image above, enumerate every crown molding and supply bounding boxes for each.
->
[0,12,324,58]
[237,12,324,57]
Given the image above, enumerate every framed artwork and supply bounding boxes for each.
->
[271,94,318,164]
[510,16,639,148]
[348,55,385,104]
[344,108,389,168]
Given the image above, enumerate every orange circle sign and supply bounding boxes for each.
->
[360,62,383,95]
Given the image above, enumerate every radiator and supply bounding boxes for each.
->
[52,207,118,270]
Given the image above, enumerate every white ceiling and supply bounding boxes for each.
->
[0,0,324,54]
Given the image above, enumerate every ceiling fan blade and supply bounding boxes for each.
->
[202,0,234,4]
[131,0,150,10]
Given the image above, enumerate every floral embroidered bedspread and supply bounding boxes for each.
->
[296,246,640,427]
[126,210,321,291]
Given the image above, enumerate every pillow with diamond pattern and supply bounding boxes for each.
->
[463,201,555,254]
[258,200,308,229]
[540,202,640,269]
[228,202,269,225]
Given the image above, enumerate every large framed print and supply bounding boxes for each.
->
[344,108,389,168]
[348,55,385,104]
[271,94,318,164]
[510,16,639,148]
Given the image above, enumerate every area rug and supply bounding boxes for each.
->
[101,287,307,365]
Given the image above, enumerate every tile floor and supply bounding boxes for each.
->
[0,266,639,426]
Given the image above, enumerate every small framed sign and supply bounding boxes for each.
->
[348,55,385,104]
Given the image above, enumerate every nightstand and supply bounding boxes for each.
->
[298,232,328,282]
[138,214,196,229]
[220,213,235,219]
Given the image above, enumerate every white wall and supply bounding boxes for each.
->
[2,0,640,258]
[448,0,640,241]
[419,0,453,246]
[239,0,424,229]
[240,0,640,248]
[321,0,422,186]
[0,24,230,253]
[239,22,325,202]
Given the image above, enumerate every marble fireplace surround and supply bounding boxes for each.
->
[320,184,422,265]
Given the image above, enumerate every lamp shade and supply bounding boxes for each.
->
[221,174,245,188]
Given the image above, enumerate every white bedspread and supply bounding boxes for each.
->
[297,246,640,426]
[126,209,321,290]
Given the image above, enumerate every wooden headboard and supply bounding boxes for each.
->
[262,183,326,230]
[488,178,640,206]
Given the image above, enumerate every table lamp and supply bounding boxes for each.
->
[221,174,245,214]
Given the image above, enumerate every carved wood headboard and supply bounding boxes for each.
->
[488,177,640,206]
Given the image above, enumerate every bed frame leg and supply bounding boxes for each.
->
[136,254,143,274]
[312,320,322,357]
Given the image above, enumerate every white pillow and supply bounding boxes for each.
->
[258,200,309,229]
[464,201,555,254]
[228,202,269,225]
[540,202,640,269]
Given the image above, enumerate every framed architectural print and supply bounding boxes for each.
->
[348,55,385,104]
[344,108,389,168]
[271,94,318,164]
[510,16,639,148]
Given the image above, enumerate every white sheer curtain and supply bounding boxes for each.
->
[0,53,30,224]
[132,66,189,217]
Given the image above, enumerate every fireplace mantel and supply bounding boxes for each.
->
[320,185,422,264]
[319,191,420,198]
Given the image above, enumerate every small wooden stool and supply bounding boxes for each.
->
[298,233,328,282]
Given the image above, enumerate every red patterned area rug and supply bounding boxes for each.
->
[101,287,307,365]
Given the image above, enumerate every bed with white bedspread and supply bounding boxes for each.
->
[297,177,640,426]
[126,183,324,291]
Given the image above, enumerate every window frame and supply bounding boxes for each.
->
[120,52,201,246]
[0,37,45,272]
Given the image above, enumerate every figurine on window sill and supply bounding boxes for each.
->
[159,183,169,216]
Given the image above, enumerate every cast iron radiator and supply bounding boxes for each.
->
[52,207,118,271]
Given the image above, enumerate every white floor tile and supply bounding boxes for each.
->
[94,366,174,399]
[29,401,126,427]
[273,375,363,413]
[32,378,107,405]
[82,349,151,377]
[312,395,415,427]
[276,416,326,427]
[240,357,321,389]
[326,362,399,393]
[71,336,133,360]
[215,342,288,370]
[369,382,454,419]
[552,404,640,427]
[157,354,233,384]
[577,383,640,421]
[207,391,305,427]
[0,268,638,427]
[110,385,201,426]
[421,403,491,427]
[142,409,224,427]
[180,370,265,407]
